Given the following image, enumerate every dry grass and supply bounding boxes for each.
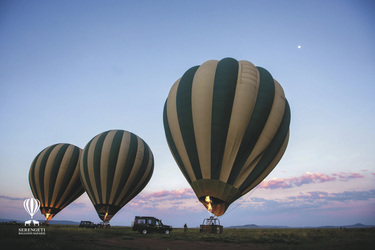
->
[1,224,374,250]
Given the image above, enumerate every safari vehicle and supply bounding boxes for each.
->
[200,216,223,234]
[132,216,172,234]
[79,221,97,229]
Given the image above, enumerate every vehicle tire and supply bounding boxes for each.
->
[142,229,148,234]
[165,230,170,235]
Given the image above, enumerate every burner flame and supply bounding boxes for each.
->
[205,196,212,212]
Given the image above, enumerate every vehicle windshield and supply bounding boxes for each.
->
[156,220,163,226]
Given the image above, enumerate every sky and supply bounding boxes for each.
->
[1,0,375,228]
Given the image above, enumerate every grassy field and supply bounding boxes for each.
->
[1,224,374,250]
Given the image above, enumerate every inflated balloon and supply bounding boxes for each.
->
[29,143,84,220]
[79,130,154,222]
[163,58,291,216]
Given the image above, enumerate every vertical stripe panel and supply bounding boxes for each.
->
[48,144,69,206]
[100,130,116,203]
[118,139,153,207]
[233,79,286,188]
[109,131,130,204]
[111,132,138,204]
[219,60,259,182]
[58,176,83,208]
[29,151,43,203]
[44,144,61,206]
[238,100,291,192]
[56,160,82,207]
[227,67,275,185]
[87,135,101,204]
[246,80,285,165]
[163,101,192,183]
[114,136,144,206]
[241,132,290,194]
[211,58,238,180]
[29,159,37,198]
[191,60,217,179]
[80,139,97,205]
[56,146,82,207]
[166,79,196,182]
[176,66,202,180]
[94,131,110,203]
[38,146,54,206]
[106,130,123,203]
[50,145,74,206]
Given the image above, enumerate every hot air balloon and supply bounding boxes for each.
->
[79,130,154,222]
[29,143,84,220]
[163,58,291,216]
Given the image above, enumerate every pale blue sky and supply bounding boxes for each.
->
[1,0,374,227]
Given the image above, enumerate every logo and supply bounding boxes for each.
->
[23,198,40,226]
[18,198,45,235]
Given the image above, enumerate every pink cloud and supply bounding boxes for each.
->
[296,191,329,199]
[258,178,293,189]
[124,172,371,214]
[332,172,364,181]
[141,188,195,201]
[292,190,375,203]
[259,171,364,190]
[127,188,197,210]
[295,172,336,185]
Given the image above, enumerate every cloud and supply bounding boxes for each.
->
[125,172,373,215]
[332,172,364,181]
[67,202,88,209]
[127,188,198,211]
[0,195,27,201]
[259,172,364,189]
[140,188,196,201]
[286,190,375,206]
[258,178,294,189]
[295,191,329,200]
[235,189,375,217]
[327,190,375,202]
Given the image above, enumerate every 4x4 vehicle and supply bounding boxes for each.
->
[79,221,97,229]
[132,216,172,234]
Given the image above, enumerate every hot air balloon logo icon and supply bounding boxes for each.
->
[24,198,40,226]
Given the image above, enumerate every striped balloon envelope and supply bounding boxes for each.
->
[29,143,84,220]
[79,130,154,222]
[163,58,291,216]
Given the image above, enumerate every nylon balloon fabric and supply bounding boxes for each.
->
[79,130,154,222]
[29,143,84,220]
[163,58,291,216]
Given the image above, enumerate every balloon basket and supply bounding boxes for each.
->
[199,216,223,234]
[98,222,111,229]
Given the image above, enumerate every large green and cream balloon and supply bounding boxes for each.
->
[29,143,84,220]
[79,130,154,222]
[163,58,291,216]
